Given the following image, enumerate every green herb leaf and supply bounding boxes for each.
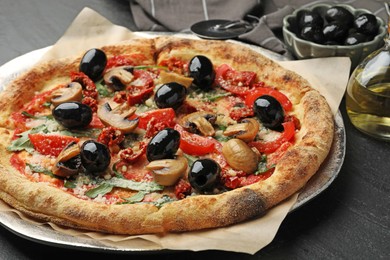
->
[104,177,164,192]
[134,65,168,70]
[112,161,124,178]
[26,163,56,178]
[254,155,275,175]
[183,154,199,167]
[96,81,114,97]
[7,124,49,153]
[153,195,174,208]
[42,102,52,107]
[85,183,113,199]
[122,191,147,204]
[64,180,77,189]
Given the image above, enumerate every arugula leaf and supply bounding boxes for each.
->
[112,161,124,179]
[122,191,147,204]
[134,65,168,70]
[254,155,275,175]
[85,183,113,199]
[26,163,56,178]
[183,154,199,167]
[153,195,175,208]
[64,180,77,189]
[59,128,101,138]
[7,124,49,153]
[104,177,164,192]
[96,81,114,97]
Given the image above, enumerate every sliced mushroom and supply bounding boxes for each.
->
[222,138,259,174]
[180,111,216,136]
[97,102,138,134]
[159,70,193,88]
[223,118,260,142]
[103,66,134,91]
[51,82,83,106]
[52,142,82,177]
[146,156,188,186]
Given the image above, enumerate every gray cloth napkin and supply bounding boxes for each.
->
[129,0,294,58]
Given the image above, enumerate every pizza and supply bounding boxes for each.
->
[0,37,334,235]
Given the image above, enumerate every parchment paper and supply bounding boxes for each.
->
[0,7,351,255]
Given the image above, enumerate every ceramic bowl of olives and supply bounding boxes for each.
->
[283,4,386,69]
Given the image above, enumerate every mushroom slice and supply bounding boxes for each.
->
[146,156,188,186]
[222,138,259,174]
[103,66,134,91]
[97,102,138,134]
[51,82,83,106]
[52,142,82,177]
[159,70,193,88]
[223,118,260,142]
[181,111,216,137]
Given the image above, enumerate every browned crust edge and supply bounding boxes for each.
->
[0,37,334,235]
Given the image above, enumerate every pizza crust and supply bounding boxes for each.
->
[0,37,334,235]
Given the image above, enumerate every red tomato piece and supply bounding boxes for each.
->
[88,113,105,129]
[215,64,256,95]
[135,108,176,130]
[249,121,295,154]
[28,134,79,157]
[126,70,155,106]
[106,54,149,70]
[174,124,220,156]
[244,85,293,112]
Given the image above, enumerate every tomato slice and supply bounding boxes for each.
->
[215,64,256,95]
[106,54,149,70]
[249,121,295,154]
[88,113,105,129]
[244,85,293,112]
[28,134,79,157]
[126,70,155,106]
[135,108,176,130]
[174,124,220,156]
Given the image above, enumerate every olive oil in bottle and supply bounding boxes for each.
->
[346,4,390,141]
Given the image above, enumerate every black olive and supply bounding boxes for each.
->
[80,140,111,174]
[300,25,325,44]
[325,6,354,26]
[344,32,368,45]
[188,159,220,192]
[52,102,93,129]
[188,55,215,90]
[146,128,180,161]
[297,10,323,28]
[354,13,378,36]
[79,48,107,81]
[254,95,284,131]
[155,82,187,109]
[57,155,82,176]
[323,21,348,42]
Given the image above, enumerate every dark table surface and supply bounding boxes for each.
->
[0,0,389,259]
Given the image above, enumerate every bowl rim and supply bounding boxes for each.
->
[282,3,387,50]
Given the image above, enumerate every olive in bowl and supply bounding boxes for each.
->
[283,4,386,69]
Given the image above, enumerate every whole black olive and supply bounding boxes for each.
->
[146,128,181,161]
[344,32,368,45]
[354,13,378,36]
[80,140,111,174]
[52,102,93,129]
[79,48,107,81]
[300,25,325,44]
[325,6,354,26]
[155,82,187,109]
[188,159,220,192]
[254,95,284,131]
[297,10,323,28]
[323,21,348,42]
[188,55,215,90]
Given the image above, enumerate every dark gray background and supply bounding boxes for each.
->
[0,0,389,259]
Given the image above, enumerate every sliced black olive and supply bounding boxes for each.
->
[80,140,111,174]
[344,33,368,45]
[188,55,215,90]
[188,159,220,192]
[323,21,348,42]
[325,6,354,26]
[300,25,325,44]
[354,13,378,36]
[56,155,82,176]
[79,48,107,81]
[155,82,187,110]
[52,102,93,129]
[146,128,180,161]
[297,10,323,28]
[254,95,284,131]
